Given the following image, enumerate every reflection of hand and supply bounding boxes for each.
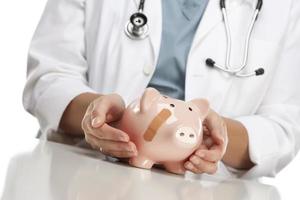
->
[184,109,228,174]
[81,94,138,158]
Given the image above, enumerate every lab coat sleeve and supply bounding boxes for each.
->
[234,1,300,178]
[23,0,96,135]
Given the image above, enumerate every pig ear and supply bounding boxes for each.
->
[190,99,210,120]
[140,88,161,113]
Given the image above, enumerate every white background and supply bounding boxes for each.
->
[0,0,299,199]
[0,0,46,192]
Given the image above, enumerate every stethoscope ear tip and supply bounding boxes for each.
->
[206,58,216,67]
[255,68,265,76]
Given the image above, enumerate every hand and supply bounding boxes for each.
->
[184,109,228,174]
[81,94,138,158]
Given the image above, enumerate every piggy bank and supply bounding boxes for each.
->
[118,88,209,174]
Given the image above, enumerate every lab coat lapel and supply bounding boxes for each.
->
[187,0,246,110]
[133,0,162,63]
[146,0,162,63]
[132,0,244,64]
[192,0,243,47]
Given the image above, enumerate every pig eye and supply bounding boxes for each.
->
[163,96,168,99]
[170,104,175,108]
[189,107,193,111]
[189,134,195,138]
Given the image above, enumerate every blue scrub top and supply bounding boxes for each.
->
[147,0,209,100]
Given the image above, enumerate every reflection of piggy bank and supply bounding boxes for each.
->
[119,88,209,174]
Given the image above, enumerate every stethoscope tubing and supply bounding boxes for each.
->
[219,8,259,73]
[126,0,265,78]
[138,0,145,11]
[207,0,264,77]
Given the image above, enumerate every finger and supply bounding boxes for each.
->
[203,125,209,134]
[85,134,99,150]
[90,99,110,128]
[105,98,125,123]
[82,114,93,133]
[165,168,186,175]
[85,102,94,115]
[204,113,223,136]
[188,156,218,175]
[197,143,208,151]
[83,114,129,142]
[203,125,226,146]
[184,161,203,174]
[203,113,219,131]
[205,118,227,143]
[202,136,214,148]
[211,129,226,146]
[86,133,137,153]
[90,123,130,142]
[107,150,138,158]
[195,148,223,162]
[100,140,137,153]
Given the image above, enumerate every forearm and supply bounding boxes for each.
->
[59,92,103,136]
[222,117,255,170]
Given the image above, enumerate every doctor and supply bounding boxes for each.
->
[23,0,300,178]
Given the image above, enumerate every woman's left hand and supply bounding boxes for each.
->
[184,109,228,174]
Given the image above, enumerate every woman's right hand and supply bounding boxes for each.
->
[81,94,138,158]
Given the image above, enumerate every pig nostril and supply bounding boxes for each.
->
[180,132,185,137]
[189,134,195,138]
[170,104,175,108]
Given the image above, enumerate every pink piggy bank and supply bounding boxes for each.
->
[118,88,209,174]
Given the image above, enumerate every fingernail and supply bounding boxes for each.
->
[132,148,138,154]
[127,146,134,152]
[92,117,102,127]
[185,162,193,169]
[132,146,137,152]
[196,151,205,158]
[128,149,138,156]
[190,156,200,165]
[187,163,193,169]
[219,137,225,144]
[120,136,129,142]
[126,143,135,151]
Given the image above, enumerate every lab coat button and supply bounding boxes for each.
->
[143,65,153,76]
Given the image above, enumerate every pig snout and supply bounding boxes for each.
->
[174,127,198,145]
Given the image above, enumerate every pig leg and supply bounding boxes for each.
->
[129,156,155,169]
[164,162,186,175]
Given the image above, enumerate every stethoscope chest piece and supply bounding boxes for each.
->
[125,12,149,40]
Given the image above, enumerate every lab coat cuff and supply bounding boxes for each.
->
[233,116,279,178]
[34,80,96,136]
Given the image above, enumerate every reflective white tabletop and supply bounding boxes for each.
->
[0,139,299,200]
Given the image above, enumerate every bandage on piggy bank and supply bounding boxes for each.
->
[119,88,209,174]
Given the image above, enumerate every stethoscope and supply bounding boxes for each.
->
[125,0,265,78]
[125,0,149,40]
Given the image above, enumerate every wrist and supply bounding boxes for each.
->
[221,117,254,170]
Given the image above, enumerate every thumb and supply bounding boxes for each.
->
[90,101,110,128]
[91,114,106,128]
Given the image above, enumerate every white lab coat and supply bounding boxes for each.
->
[23,0,300,178]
